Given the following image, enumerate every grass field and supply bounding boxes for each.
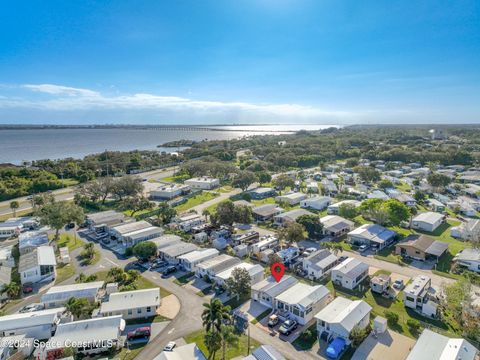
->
[55,232,85,251]
[95,270,171,297]
[185,329,261,360]
[55,263,76,284]
[175,192,218,212]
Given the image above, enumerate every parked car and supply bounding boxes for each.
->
[127,326,151,341]
[278,319,298,335]
[267,314,279,327]
[338,255,348,262]
[393,279,404,289]
[161,265,176,278]
[19,303,45,313]
[22,283,34,294]
[151,260,168,269]
[359,245,368,252]
[163,341,176,351]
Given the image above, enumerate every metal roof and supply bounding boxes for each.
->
[41,281,104,303]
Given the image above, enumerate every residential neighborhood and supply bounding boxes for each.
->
[0,129,480,360]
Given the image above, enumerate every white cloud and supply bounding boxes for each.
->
[23,84,100,97]
[0,83,353,120]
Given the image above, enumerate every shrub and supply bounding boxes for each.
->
[407,319,420,332]
[124,247,133,256]
[385,310,399,326]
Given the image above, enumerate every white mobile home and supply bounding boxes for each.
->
[411,212,445,232]
[19,246,56,284]
[320,215,355,238]
[274,283,332,325]
[331,258,369,290]
[100,288,160,320]
[178,248,219,272]
[251,275,298,308]
[302,249,338,280]
[41,281,104,309]
[0,307,65,339]
[195,254,241,279]
[214,263,264,287]
[315,297,372,344]
[300,196,332,211]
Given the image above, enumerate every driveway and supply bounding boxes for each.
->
[352,330,415,360]
[123,321,170,344]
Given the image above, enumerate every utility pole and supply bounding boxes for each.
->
[105,149,109,177]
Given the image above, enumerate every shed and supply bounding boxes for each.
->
[373,316,387,334]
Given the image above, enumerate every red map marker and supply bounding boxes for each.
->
[271,262,285,282]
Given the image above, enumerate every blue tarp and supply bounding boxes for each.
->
[326,337,346,359]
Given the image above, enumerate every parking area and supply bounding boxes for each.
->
[122,321,170,346]
[254,311,310,343]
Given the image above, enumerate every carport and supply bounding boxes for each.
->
[425,241,449,262]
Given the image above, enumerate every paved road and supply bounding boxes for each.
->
[0,167,175,218]
[342,250,454,288]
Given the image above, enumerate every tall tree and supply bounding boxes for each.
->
[120,195,153,216]
[211,201,236,226]
[156,202,177,224]
[233,205,253,224]
[132,241,157,260]
[111,176,143,200]
[278,222,306,245]
[232,171,258,192]
[225,267,251,301]
[296,214,323,240]
[272,174,295,194]
[36,201,84,240]
[338,203,359,219]
[9,201,19,217]
[220,325,239,360]
[201,298,231,334]
[257,172,272,185]
[204,330,222,360]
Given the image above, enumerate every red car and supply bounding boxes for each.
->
[22,283,33,294]
[127,326,151,341]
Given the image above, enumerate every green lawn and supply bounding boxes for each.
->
[184,329,261,360]
[175,192,218,212]
[251,197,276,206]
[55,233,85,251]
[125,314,170,325]
[161,174,190,183]
[115,343,145,360]
[55,263,76,284]
[395,182,411,192]
[95,271,171,297]
[323,280,460,339]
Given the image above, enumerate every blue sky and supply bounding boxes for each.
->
[0,0,479,124]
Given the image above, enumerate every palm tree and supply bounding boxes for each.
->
[202,208,211,222]
[201,298,231,334]
[220,325,239,360]
[204,330,222,360]
[1,282,19,299]
[9,201,19,217]
[65,297,91,319]
[107,266,125,283]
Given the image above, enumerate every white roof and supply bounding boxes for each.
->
[18,246,56,273]
[251,345,286,360]
[251,275,298,298]
[41,281,104,303]
[320,215,354,231]
[100,288,160,313]
[304,249,338,272]
[332,258,369,278]
[0,307,65,331]
[216,263,263,281]
[413,212,444,224]
[48,315,125,349]
[178,248,219,263]
[348,223,396,244]
[275,283,330,309]
[277,192,305,200]
[404,275,431,297]
[185,177,218,183]
[407,329,478,360]
[315,297,372,333]
[112,220,152,235]
[155,343,207,360]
